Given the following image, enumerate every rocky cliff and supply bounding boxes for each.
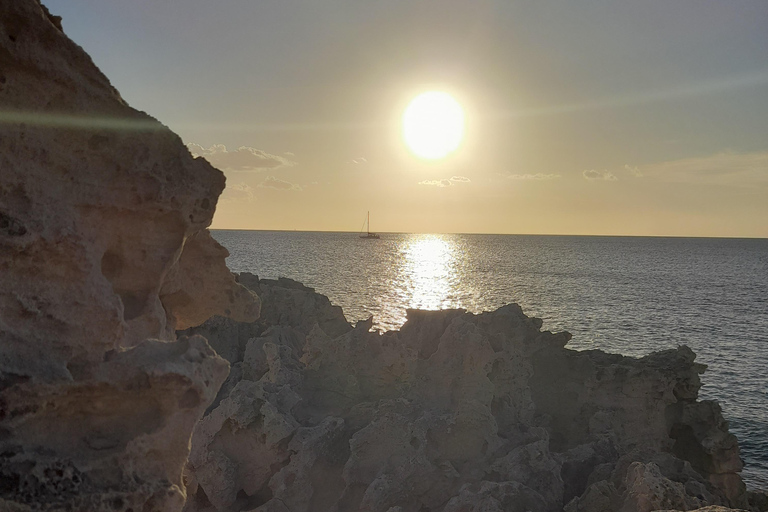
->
[0,1,259,510]
[181,274,765,512]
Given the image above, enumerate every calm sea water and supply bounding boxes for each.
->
[213,230,768,489]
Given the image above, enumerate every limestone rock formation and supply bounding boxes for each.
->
[182,276,761,512]
[0,1,258,510]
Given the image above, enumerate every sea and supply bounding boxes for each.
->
[212,230,768,490]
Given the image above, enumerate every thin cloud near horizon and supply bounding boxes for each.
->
[507,173,561,180]
[259,176,302,191]
[418,176,471,187]
[583,170,618,181]
[187,143,296,172]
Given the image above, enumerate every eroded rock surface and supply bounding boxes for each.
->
[183,275,761,512]
[0,2,258,510]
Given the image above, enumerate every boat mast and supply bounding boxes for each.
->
[367,211,370,235]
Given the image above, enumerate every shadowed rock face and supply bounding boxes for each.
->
[182,275,759,512]
[0,1,258,510]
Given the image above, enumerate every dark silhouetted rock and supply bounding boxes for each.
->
[182,279,755,512]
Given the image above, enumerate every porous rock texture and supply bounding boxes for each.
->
[0,1,259,511]
[181,274,764,512]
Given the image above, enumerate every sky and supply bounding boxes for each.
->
[45,0,768,237]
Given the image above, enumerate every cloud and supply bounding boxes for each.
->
[508,173,561,180]
[639,151,768,187]
[258,176,302,191]
[419,179,452,187]
[577,152,768,187]
[351,157,368,164]
[187,143,296,172]
[219,183,255,203]
[418,176,471,187]
[583,169,618,181]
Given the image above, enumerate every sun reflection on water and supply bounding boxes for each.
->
[400,234,460,312]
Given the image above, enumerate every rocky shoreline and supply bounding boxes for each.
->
[1,1,766,511]
[178,274,766,512]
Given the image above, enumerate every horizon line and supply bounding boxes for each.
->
[209,228,768,241]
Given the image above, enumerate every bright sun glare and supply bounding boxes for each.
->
[402,91,465,160]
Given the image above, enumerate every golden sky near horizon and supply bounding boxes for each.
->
[46,0,768,237]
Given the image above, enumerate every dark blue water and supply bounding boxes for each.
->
[213,230,768,489]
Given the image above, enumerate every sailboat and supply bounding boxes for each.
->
[359,211,380,239]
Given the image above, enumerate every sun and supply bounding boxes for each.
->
[402,91,465,160]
